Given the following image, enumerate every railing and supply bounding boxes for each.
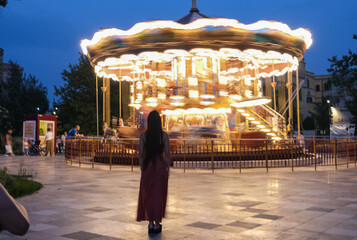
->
[65,137,357,172]
[249,104,287,138]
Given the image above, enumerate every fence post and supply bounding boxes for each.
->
[131,141,134,172]
[65,140,67,164]
[239,139,242,173]
[211,140,214,173]
[86,140,89,164]
[313,137,317,171]
[346,139,349,168]
[79,139,82,167]
[265,139,269,173]
[183,140,186,173]
[109,140,113,170]
[91,139,95,168]
[291,139,294,172]
[355,139,357,167]
[70,139,73,166]
[334,138,337,170]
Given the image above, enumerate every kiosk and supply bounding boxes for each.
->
[23,114,57,154]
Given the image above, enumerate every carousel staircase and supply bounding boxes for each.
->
[238,104,287,140]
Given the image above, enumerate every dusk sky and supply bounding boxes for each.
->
[1,0,356,103]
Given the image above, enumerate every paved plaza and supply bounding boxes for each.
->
[1,155,357,240]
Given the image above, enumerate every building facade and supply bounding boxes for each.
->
[263,59,353,136]
[0,48,24,81]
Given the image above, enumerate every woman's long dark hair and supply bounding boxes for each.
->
[142,110,163,170]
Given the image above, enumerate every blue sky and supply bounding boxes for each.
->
[1,0,356,102]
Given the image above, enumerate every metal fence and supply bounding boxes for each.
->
[65,137,357,172]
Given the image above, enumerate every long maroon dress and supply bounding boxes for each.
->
[137,131,170,222]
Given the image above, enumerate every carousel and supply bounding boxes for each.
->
[81,0,312,142]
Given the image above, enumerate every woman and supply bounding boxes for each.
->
[137,110,170,234]
[5,129,14,156]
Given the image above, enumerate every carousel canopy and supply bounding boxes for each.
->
[80,1,312,116]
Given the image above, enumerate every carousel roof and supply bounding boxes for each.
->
[176,2,210,24]
[81,1,312,80]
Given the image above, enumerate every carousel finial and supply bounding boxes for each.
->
[190,0,199,13]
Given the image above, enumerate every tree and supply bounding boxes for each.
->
[23,75,49,115]
[54,54,99,135]
[2,61,25,136]
[0,105,11,154]
[55,54,130,136]
[302,116,315,130]
[310,96,332,135]
[0,0,7,7]
[0,61,49,136]
[328,35,357,135]
[0,105,11,132]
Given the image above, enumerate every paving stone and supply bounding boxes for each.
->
[186,222,221,229]
[227,220,261,229]
[240,208,268,213]
[62,231,108,240]
[223,192,244,196]
[83,207,112,212]
[227,200,264,207]
[253,214,283,220]
[306,207,335,212]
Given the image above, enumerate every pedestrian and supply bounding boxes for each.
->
[61,131,67,150]
[118,118,124,127]
[56,137,62,153]
[67,125,84,137]
[299,132,305,146]
[299,132,306,153]
[23,139,29,156]
[44,128,54,156]
[5,129,14,156]
[137,110,170,234]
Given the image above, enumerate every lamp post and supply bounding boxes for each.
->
[296,68,300,139]
[328,99,332,136]
[119,77,122,119]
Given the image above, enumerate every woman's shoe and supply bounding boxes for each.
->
[148,224,155,234]
[153,224,162,233]
[148,225,155,234]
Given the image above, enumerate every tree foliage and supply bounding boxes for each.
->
[328,35,357,135]
[0,61,49,136]
[0,105,10,153]
[55,54,124,136]
[0,105,10,131]
[302,116,315,130]
[54,55,99,135]
[310,96,332,135]
[0,0,7,7]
